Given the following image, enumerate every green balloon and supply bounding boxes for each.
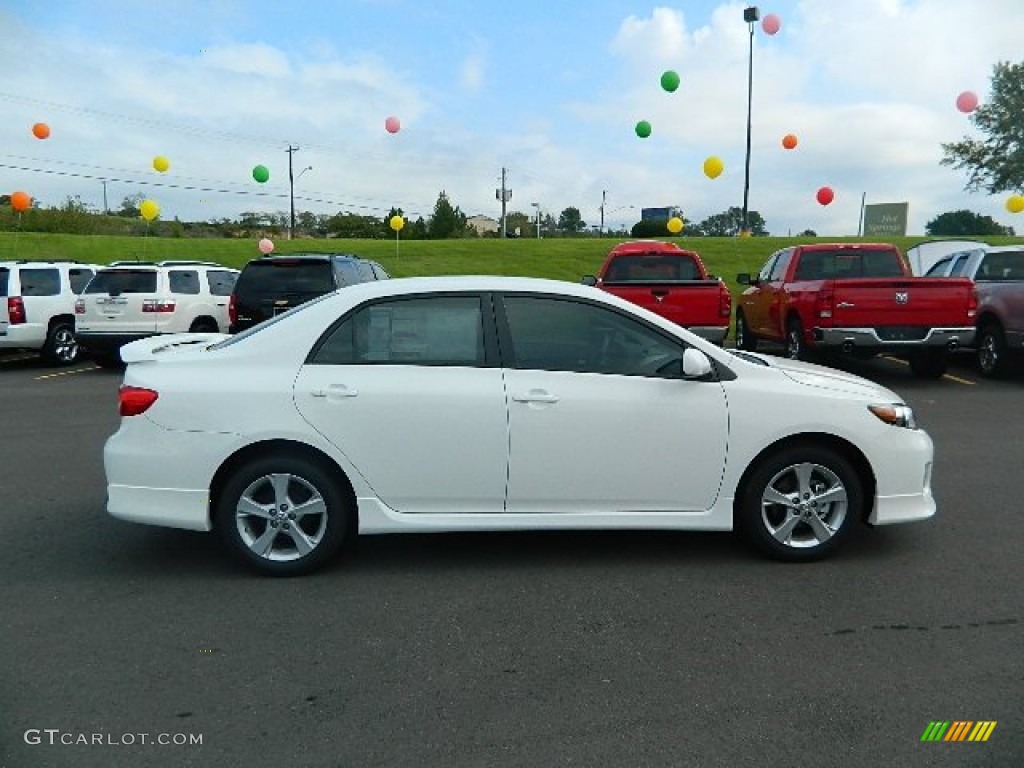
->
[661,70,681,92]
[635,120,652,139]
[252,164,270,183]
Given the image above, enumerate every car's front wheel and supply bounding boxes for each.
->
[785,317,806,361]
[735,311,757,352]
[738,444,862,561]
[217,453,351,576]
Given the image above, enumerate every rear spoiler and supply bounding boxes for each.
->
[120,333,229,364]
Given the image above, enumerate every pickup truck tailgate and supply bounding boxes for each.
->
[829,278,975,331]
[601,281,725,327]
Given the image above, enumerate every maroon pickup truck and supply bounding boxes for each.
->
[583,240,732,344]
[735,242,977,378]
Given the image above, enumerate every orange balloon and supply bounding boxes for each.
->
[32,122,50,140]
[11,190,32,212]
[782,133,798,150]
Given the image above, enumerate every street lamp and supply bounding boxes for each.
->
[741,6,759,238]
[288,164,312,240]
[531,202,541,239]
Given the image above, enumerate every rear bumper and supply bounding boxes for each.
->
[688,325,729,345]
[812,326,975,350]
[0,323,46,350]
[77,331,158,354]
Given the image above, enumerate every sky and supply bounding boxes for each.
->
[1,0,1022,236]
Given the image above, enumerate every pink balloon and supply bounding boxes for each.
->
[816,187,834,206]
[761,14,781,35]
[384,116,401,134]
[258,238,274,254]
[956,91,978,113]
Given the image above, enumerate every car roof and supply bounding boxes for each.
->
[249,253,363,262]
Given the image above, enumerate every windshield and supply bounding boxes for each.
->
[793,249,905,279]
[84,270,157,294]
[236,261,334,294]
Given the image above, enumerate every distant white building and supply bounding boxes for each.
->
[466,214,499,236]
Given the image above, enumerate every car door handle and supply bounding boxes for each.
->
[837,301,855,308]
[512,390,559,404]
[311,385,358,398]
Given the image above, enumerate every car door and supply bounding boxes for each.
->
[762,248,794,338]
[499,294,729,514]
[741,252,779,338]
[292,293,509,513]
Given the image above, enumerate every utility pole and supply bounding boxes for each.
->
[600,190,607,237]
[101,180,108,214]
[495,167,512,238]
[287,145,299,240]
[741,6,759,237]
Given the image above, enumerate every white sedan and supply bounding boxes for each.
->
[105,276,935,575]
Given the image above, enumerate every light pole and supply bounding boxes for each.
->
[531,202,540,239]
[741,6,759,237]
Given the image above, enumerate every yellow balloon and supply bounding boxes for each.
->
[389,215,405,232]
[140,200,160,221]
[153,155,170,173]
[703,156,724,180]
[1007,194,1024,214]
[667,216,684,234]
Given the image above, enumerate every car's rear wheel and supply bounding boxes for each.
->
[41,321,80,365]
[908,350,948,379]
[738,444,862,561]
[785,317,806,361]
[189,318,219,333]
[977,322,1007,378]
[217,454,351,576]
[735,311,757,352]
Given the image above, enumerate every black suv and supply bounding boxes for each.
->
[229,253,389,333]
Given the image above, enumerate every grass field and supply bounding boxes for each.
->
[3,231,1022,297]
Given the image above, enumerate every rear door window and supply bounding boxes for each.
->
[84,270,158,295]
[334,261,362,287]
[168,270,200,294]
[69,268,95,293]
[206,270,237,296]
[18,268,61,296]
[0,268,9,297]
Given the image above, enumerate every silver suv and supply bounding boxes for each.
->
[76,261,239,367]
[0,260,100,364]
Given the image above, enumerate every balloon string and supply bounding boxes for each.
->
[395,229,399,258]
[13,211,22,257]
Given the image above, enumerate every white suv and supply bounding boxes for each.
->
[76,261,239,367]
[0,260,101,364]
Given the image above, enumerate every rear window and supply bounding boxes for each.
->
[84,270,158,295]
[604,255,700,281]
[793,249,905,279]
[19,268,61,296]
[976,251,1024,281]
[0,268,8,297]
[236,261,335,294]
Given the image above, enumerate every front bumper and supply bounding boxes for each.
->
[813,326,975,350]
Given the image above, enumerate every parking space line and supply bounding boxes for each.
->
[0,354,39,364]
[880,356,976,386]
[34,366,101,380]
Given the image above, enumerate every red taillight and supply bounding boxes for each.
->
[7,297,26,324]
[816,287,835,319]
[118,385,159,416]
[75,298,85,314]
[142,299,176,313]
[228,293,237,325]
[718,282,732,318]
[968,287,978,319]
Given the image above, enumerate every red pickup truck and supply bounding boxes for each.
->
[583,240,731,344]
[735,242,977,378]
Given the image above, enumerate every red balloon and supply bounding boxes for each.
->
[384,116,401,134]
[11,190,32,212]
[816,187,835,206]
[782,133,798,150]
[32,122,50,140]
[956,91,978,114]
[761,14,781,35]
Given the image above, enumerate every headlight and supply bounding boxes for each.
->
[868,403,917,429]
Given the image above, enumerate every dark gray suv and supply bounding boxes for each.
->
[229,253,389,333]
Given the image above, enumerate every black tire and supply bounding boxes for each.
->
[784,317,806,361]
[976,323,1007,379]
[735,311,758,352]
[217,453,351,576]
[908,351,948,379]
[189,318,219,333]
[41,321,81,365]
[737,444,862,562]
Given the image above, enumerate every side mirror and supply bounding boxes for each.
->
[581,275,598,286]
[736,273,752,285]
[681,348,713,379]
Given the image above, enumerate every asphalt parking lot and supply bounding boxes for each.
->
[1,349,1021,768]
